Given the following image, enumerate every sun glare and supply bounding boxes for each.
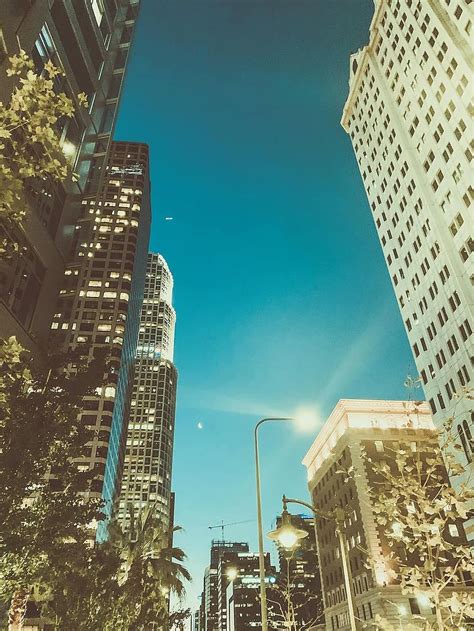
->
[292,405,321,434]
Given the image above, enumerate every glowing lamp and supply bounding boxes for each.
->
[226,567,238,581]
[267,510,308,550]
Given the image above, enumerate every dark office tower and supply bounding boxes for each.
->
[225,551,276,631]
[272,514,323,629]
[118,253,178,530]
[0,0,139,353]
[50,141,151,535]
[201,541,250,631]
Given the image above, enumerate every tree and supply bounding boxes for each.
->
[363,398,474,631]
[0,50,85,232]
[29,506,191,630]
[102,504,191,630]
[268,555,323,631]
[0,337,105,629]
[169,608,191,631]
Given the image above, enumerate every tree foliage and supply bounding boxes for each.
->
[48,506,191,630]
[105,505,191,629]
[169,608,191,631]
[0,336,105,624]
[0,338,191,629]
[364,401,474,631]
[0,50,85,231]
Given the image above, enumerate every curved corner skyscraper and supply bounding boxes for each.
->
[118,253,178,529]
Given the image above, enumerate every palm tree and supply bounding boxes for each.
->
[107,503,191,630]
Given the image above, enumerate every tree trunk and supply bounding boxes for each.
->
[433,590,445,631]
[8,588,30,631]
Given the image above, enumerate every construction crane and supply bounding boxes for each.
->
[208,519,254,541]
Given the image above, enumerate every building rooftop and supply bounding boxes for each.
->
[302,399,433,479]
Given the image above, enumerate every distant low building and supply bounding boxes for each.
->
[225,551,276,631]
[200,541,250,631]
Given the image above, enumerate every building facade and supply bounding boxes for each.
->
[50,141,151,533]
[302,399,468,631]
[341,0,473,477]
[225,552,275,631]
[0,0,139,352]
[200,541,250,631]
[118,253,178,530]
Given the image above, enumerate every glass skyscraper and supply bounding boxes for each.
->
[118,253,178,530]
[50,141,151,537]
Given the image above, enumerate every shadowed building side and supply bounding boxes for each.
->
[0,0,141,355]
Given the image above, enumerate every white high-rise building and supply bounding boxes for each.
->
[341,1,473,481]
[118,253,178,528]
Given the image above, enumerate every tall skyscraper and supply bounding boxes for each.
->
[0,0,140,353]
[302,399,464,630]
[341,1,473,477]
[50,141,151,534]
[118,253,178,530]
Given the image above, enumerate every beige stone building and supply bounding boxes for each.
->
[341,0,473,483]
[302,399,469,631]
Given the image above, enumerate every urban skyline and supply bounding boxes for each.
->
[0,0,472,629]
[113,0,415,610]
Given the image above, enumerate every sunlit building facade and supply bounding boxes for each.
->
[302,399,466,631]
[50,141,151,535]
[341,0,473,481]
[118,253,178,529]
[0,0,140,353]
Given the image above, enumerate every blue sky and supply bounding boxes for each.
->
[115,0,416,608]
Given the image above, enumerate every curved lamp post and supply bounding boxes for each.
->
[268,495,358,631]
[254,417,293,631]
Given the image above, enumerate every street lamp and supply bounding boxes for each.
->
[226,567,238,582]
[267,507,308,549]
[254,417,293,631]
[254,410,319,631]
[268,495,359,631]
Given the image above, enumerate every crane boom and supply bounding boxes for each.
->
[208,519,254,540]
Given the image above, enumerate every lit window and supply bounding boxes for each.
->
[448,524,459,537]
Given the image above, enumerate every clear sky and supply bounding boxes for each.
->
[115,0,417,610]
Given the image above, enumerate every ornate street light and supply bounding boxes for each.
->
[267,508,308,549]
[253,410,319,631]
